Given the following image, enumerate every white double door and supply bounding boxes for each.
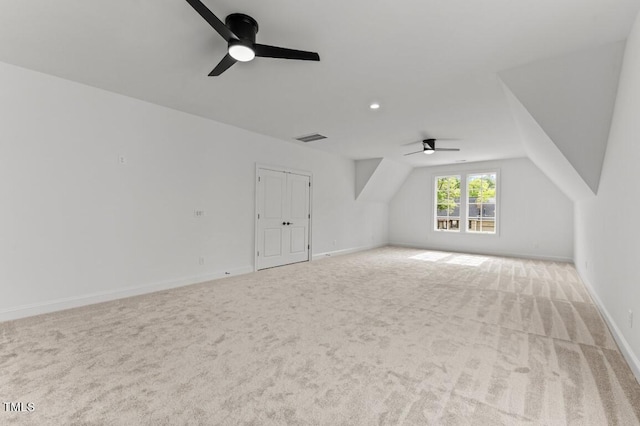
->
[256,167,311,270]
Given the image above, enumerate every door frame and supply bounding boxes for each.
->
[254,163,313,271]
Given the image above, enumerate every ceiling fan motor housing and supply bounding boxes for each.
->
[226,13,258,44]
[423,139,436,150]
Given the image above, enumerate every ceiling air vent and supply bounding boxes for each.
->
[295,133,327,143]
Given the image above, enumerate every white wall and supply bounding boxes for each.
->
[574,11,640,378]
[0,62,388,319]
[389,158,573,261]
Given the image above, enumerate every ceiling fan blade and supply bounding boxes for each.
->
[404,150,424,156]
[434,148,460,151]
[401,140,423,146]
[208,54,237,76]
[185,0,236,41]
[254,44,320,61]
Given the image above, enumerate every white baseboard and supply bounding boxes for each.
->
[1,243,389,322]
[388,241,573,263]
[0,266,254,323]
[312,243,387,261]
[576,267,640,383]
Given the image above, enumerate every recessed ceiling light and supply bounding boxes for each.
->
[369,102,380,110]
[456,160,467,162]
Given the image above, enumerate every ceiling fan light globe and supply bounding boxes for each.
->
[423,150,435,155]
[229,44,255,62]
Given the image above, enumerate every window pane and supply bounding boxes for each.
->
[482,203,495,218]
[437,218,461,230]
[467,172,497,234]
[436,214,460,230]
[480,219,495,233]
[435,175,461,232]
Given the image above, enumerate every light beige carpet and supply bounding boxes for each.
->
[1,247,639,425]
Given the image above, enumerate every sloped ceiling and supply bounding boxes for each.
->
[0,1,638,168]
[355,158,383,199]
[355,158,411,203]
[500,42,625,195]
[501,81,594,201]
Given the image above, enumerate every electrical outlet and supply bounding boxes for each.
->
[194,210,205,217]
[629,310,634,329]
[332,240,336,246]
[198,257,205,265]
[118,155,127,165]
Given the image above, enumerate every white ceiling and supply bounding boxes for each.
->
[1,0,638,166]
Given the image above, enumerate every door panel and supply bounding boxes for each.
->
[290,227,306,253]
[256,168,310,270]
[264,176,284,218]
[257,169,288,269]
[289,178,308,219]
[284,173,310,264]
[264,228,283,257]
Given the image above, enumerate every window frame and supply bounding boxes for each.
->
[466,172,498,235]
[432,169,500,236]
[433,174,462,233]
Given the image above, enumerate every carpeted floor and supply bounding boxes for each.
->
[1,247,639,425]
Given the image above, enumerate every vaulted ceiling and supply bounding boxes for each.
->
[1,0,638,168]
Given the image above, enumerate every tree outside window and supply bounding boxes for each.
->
[467,173,497,233]
[435,176,461,231]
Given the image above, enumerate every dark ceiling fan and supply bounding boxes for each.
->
[185,0,320,76]
[404,139,461,156]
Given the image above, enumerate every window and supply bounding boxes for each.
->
[433,171,498,234]
[435,175,461,232]
[467,173,497,234]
